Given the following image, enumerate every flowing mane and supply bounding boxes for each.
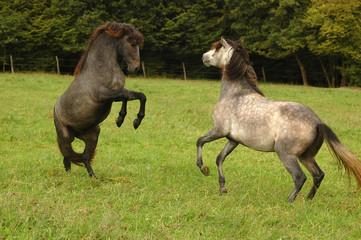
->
[223,39,264,96]
[74,22,144,76]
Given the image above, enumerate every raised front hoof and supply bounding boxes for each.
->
[116,117,125,128]
[219,186,228,194]
[200,166,210,176]
[133,118,143,129]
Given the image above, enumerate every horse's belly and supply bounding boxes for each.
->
[57,99,112,131]
[74,105,112,128]
[230,126,275,152]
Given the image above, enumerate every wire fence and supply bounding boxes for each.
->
[2,55,222,80]
[1,55,328,86]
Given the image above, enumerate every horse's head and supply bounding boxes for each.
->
[202,38,234,68]
[74,23,144,76]
[114,25,144,73]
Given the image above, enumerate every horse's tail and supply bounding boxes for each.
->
[317,123,361,189]
[69,150,97,167]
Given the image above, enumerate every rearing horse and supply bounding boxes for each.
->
[197,38,361,202]
[54,22,146,178]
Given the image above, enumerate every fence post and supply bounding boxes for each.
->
[10,55,14,74]
[261,66,266,82]
[182,62,187,80]
[142,61,146,78]
[3,49,5,72]
[55,56,60,74]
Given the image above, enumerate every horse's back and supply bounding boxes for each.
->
[213,94,322,152]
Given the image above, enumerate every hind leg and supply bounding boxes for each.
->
[57,135,74,172]
[54,113,75,172]
[299,134,324,200]
[276,152,307,202]
[299,156,324,200]
[58,136,73,172]
[77,125,100,178]
[216,140,238,193]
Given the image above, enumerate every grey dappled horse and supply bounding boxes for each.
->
[54,22,146,178]
[197,38,361,202]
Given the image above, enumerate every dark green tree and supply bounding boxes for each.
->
[225,0,312,85]
[304,0,361,87]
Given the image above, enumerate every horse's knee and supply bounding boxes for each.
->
[216,154,223,166]
[139,93,147,103]
[196,138,203,148]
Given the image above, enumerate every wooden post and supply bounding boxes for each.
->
[182,62,187,80]
[10,55,14,73]
[261,66,266,82]
[55,56,60,74]
[3,49,6,72]
[142,61,146,78]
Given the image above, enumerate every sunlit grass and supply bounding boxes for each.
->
[0,73,360,239]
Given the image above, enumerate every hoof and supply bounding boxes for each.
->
[201,166,210,176]
[219,186,228,194]
[90,175,98,179]
[133,119,142,129]
[116,117,124,128]
[89,172,98,179]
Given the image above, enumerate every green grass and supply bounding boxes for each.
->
[0,73,360,239]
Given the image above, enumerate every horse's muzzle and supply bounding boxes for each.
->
[202,54,211,67]
[127,62,140,73]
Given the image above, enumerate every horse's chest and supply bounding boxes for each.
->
[108,75,125,90]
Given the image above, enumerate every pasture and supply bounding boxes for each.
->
[0,73,360,239]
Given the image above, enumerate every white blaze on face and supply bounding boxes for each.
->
[202,38,234,68]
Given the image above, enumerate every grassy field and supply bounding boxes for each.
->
[0,73,360,239]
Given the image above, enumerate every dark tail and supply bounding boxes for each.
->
[69,150,97,167]
[318,123,361,189]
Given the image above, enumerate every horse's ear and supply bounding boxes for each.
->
[221,37,229,47]
[221,37,230,48]
[239,39,244,45]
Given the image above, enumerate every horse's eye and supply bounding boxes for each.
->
[215,44,222,52]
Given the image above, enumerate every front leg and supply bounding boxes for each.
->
[116,100,128,127]
[196,126,225,176]
[121,88,147,129]
[93,86,129,103]
[216,140,238,194]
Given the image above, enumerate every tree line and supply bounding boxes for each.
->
[1,0,361,87]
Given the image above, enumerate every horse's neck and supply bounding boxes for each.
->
[86,34,120,76]
[219,75,259,99]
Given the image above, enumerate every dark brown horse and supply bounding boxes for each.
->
[54,22,146,178]
[197,38,361,202]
